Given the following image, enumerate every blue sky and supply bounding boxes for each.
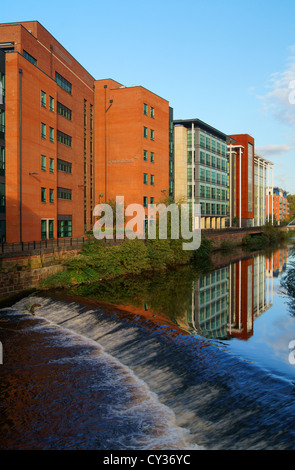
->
[2,0,295,193]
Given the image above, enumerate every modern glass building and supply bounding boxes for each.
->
[174,118,234,229]
[254,154,273,226]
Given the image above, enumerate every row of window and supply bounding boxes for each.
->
[41,123,72,147]
[143,127,154,140]
[200,185,227,201]
[199,151,227,171]
[143,150,155,163]
[23,49,73,96]
[200,201,228,216]
[41,91,72,121]
[41,218,73,239]
[199,167,227,185]
[143,197,155,208]
[143,103,155,118]
[40,156,72,174]
[199,133,226,156]
[143,173,155,185]
[41,187,72,203]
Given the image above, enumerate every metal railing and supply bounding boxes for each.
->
[0,236,87,255]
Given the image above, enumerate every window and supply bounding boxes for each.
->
[49,189,54,204]
[150,174,154,186]
[143,173,148,185]
[57,101,72,120]
[41,123,46,139]
[57,158,72,173]
[200,133,205,147]
[0,109,5,138]
[49,127,54,142]
[143,127,148,138]
[0,182,5,212]
[55,71,72,94]
[150,129,154,141]
[41,187,46,203]
[41,220,47,239]
[41,155,46,171]
[200,151,205,164]
[0,147,5,176]
[49,158,54,173]
[57,130,72,147]
[143,150,148,161]
[150,107,155,118]
[49,96,54,112]
[57,187,72,200]
[41,90,46,107]
[150,152,154,163]
[150,197,154,205]
[143,103,148,115]
[200,185,205,198]
[143,196,148,208]
[57,217,72,238]
[23,50,37,66]
[48,220,54,239]
[0,71,5,105]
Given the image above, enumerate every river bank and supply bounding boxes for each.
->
[39,226,290,291]
[1,245,295,450]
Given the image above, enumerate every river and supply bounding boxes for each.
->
[0,243,295,450]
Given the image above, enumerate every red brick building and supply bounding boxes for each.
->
[94,79,171,233]
[228,134,255,227]
[0,21,172,242]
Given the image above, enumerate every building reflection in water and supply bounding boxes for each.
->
[188,248,288,341]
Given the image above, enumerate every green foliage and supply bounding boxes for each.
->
[242,225,290,251]
[118,239,151,274]
[41,234,194,289]
[191,235,214,272]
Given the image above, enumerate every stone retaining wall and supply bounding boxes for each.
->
[0,249,80,300]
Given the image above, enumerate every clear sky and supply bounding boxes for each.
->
[2,0,295,193]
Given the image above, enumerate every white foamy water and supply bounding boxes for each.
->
[1,296,202,450]
[4,291,295,450]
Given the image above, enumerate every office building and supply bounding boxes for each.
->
[0,21,172,243]
[254,154,273,226]
[266,187,290,224]
[0,21,96,243]
[174,118,233,229]
[228,134,255,227]
[94,79,171,233]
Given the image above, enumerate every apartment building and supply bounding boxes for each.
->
[0,21,96,243]
[174,118,233,229]
[94,79,171,233]
[266,187,290,224]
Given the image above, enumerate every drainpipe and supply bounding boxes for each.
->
[19,68,23,243]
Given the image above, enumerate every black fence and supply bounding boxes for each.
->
[0,237,87,256]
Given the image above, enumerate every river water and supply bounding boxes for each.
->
[0,244,295,450]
